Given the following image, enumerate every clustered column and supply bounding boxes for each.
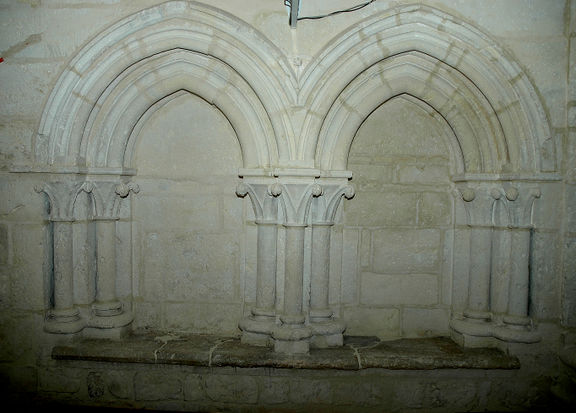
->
[450,181,541,347]
[36,179,138,337]
[237,171,354,354]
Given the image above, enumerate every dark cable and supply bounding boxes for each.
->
[297,0,375,21]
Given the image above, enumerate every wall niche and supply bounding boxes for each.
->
[342,95,454,339]
[132,91,245,336]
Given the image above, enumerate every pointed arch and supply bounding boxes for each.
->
[35,1,296,170]
[317,52,506,173]
[80,49,275,169]
[302,4,553,174]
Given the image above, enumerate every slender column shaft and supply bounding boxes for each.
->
[86,182,137,334]
[282,225,306,323]
[255,222,278,313]
[507,228,531,319]
[466,227,492,317]
[95,219,118,305]
[310,224,332,317]
[52,220,75,312]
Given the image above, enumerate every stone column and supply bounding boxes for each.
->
[281,223,307,324]
[495,186,541,343]
[272,179,322,354]
[310,223,333,321]
[309,183,354,348]
[236,182,280,346]
[450,185,499,346]
[466,226,493,321]
[36,181,86,334]
[86,181,138,338]
[237,169,353,354]
[93,217,122,317]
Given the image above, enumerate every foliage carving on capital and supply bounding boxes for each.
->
[503,185,541,228]
[90,181,139,219]
[35,181,89,221]
[458,182,541,228]
[312,183,355,224]
[236,182,280,223]
[116,182,140,198]
[458,186,499,227]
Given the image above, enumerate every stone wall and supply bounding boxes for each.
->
[1,0,575,410]
[342,96,453,339]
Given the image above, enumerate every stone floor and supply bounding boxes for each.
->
[52,332,519,370]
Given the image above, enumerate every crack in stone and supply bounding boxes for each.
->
[153,334,182,363]
[349,344,363,369]
[208,338,234,367]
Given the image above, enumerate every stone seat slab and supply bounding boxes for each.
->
[52,333,519,371]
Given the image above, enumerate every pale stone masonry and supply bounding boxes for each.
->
[0,0,575,410]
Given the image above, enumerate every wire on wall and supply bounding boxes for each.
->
[286,0,376,25]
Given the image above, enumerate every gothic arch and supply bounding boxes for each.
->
[302,4,553,174]
[35,0,296,170]
[317,51,506,173]
[81,49,274,169]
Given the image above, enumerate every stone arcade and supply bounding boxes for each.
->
[1,0,575,411]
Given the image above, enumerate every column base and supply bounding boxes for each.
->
[83,324,131,340]
[88,309,133,330]
[450,317,496,348]
[493,324,541,344]
[238,316,276,347]
[502,314,531,326]
[44,308,85,334]
[463,309,492,321]
[273,325,312,354]
[92,300,123,317]
[310,318,346,348]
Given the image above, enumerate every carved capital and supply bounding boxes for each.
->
[277,182,323,226]
[90,180,138,219]
[35,181,88,221]
[502,184,541,228]
[115,182,140,198]
[458,184,500,227]
[236,181,279,223]
[312,182,355,224]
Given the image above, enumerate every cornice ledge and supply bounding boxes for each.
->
[451,173,562,183]
[10,165,137,177]
[239,168,352,180]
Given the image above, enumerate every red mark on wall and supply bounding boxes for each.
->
[0,57,4,63]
